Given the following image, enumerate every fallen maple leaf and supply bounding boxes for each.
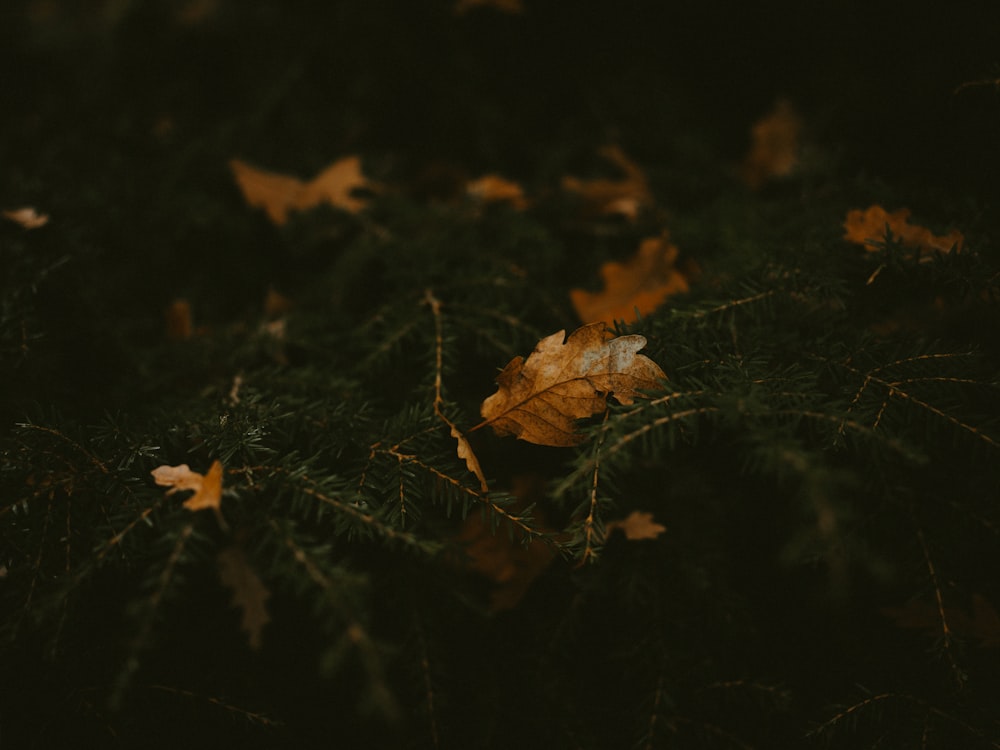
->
[740,99,801,188]
[478,323,666,447]
[466,174,528,210]
[229,155,373,225]
[844,205,964,254]
[151,460,224,513]
[571,234,690,325]
[605,510,667,541]
[217,545,271,650]
[561,145,652,220]
[2,206,49,229]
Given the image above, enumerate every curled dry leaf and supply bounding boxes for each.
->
[561,145,652,220]
[217,545,271,650]
[478,323,666,446]
[466,174,528,210]
[151,460,223,512]
[740,99,801,188]
[229,155,373,225]
[606,510,667,541]
[571,234,691,326]
[2,206,49,229]
[844,205,964,254]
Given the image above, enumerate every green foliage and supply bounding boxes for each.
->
[3,2,1000,748]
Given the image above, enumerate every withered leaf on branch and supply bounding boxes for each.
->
[229,155,374,225]
[844,205,964,254]
[151,460,224,512]
[571,234,691,326]
[217,545,271,650]
[478,323,666,446]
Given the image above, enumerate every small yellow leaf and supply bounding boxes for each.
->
[479,323,666,446]
[217,545,271,650]
[165,298,193,341]
[571,234,691,326]
[151,460,224,513]
[844,205,964,254]
[229,155,373,225]
[606,510,667,541]
[2,206,49,229]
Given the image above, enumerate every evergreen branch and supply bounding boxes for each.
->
[679,290,776,320]
[268,520,399,720]
[424,288,490,493]
[671,716,755,750]
[147,684,282,727]
[15,423,111,475]
[92,496,168,566]
[237,465,430,550]
[578,409,610,565]
[381,447,545,541]
[412,614,440,749]
[810,693,1000,747]
[913,522,964,687]
[555,406,718,496]
[641,672,667,750]
[112,522,195,710]
[888,387,1000,450]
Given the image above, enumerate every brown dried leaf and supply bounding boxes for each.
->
[466,174,528,210]
[229,155,373,225]
[571,235,690,326]
[479,323,666,446]
[165,298,193,340]
[151,460,223,513]
[217,545,271,650]
[844,205,964,254]
[561,145,651,220]
[606,510,667,541]
[2,206,49,229]
[453,474,556,611]
[740,99,801,188]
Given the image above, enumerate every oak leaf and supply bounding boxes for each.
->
[453,474,557,611]
[606,510,667,541]
[561,145,651,220]
[151,460,223,512]
[229,155,373,225]
[740,99,801,188]
[479,323,666,447]
[844,205,964,254]
[2,206,49,229]
[571,234,690,326]
[217,545,271,650]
